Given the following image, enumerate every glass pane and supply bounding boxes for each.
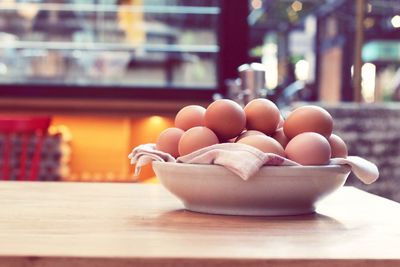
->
[0,0,220,88]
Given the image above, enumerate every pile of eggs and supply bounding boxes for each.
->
[156,99,348,165]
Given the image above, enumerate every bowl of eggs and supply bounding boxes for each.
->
[146,98,356,216]
[153,162,350,216]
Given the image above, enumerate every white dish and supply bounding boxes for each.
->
[152,162,351,216]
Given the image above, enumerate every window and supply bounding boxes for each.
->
[0,0,248,101]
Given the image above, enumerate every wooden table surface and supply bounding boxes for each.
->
[0,182,399,267]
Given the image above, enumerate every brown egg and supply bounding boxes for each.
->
[175,105,206,131]
[272,128,289,148]
[156,127,185,158]
[244,99,280,135]
[235,130,265,142]
[277,115,284,129]
[328,134,348,158]
[178,126,219,156]
[205,99,246,140]
[237,135,285,156]
[285,132,331,165]
[283,105,333,139]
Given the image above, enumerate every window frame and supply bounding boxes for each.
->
[0,0,249,104]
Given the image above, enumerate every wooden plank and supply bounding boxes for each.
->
[0,182,399,267]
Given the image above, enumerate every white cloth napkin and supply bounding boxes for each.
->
[128,143,379,184]
[329,156,379,184]
[128,144,175,176]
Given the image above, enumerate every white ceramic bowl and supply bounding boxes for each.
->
[153,162,351,216]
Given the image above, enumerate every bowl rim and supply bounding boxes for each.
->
[152,161,351,174]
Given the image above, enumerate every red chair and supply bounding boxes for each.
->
[0,116,51,181]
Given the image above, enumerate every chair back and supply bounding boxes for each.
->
[0,116,51,180]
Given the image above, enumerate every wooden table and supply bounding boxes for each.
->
[0,182,399,267]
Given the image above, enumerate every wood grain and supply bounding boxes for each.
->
[0,182,399,267]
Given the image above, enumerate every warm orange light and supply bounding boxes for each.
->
[144,116,172,133]
[148,115,164,124]
[291,1,303,12]
[364,17,375,29]
[134,116,173,143]
[52,114,175,183]
[251,0,262,10]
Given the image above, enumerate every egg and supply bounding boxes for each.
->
[272,128,289,148]
[175,105,206,131]
[277,115,284,129]
[328,134,348,158]
[285,132,331,165]
[205,99,246,140]
[237,135,285,156]
[156,127,185,158]
[244,99,280,135]
[283,105,333,139]
[235,130,265,142]
[178,126,219,156]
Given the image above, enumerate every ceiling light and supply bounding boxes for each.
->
[391,15,400,28]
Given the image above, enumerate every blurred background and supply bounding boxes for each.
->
[0,0,399,201]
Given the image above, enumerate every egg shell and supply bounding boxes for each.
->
[283,105,333,139]
[205,99,246,141]
[235,130,265,142]
[175,105,206,131]
[285,132,331,165]
[328,134,348,158]
[156,127,185,158]
[277,115,284,129]
[244,99,280,135]
[237,134,285,156]
[178,126,219,156]
[272,128,290,148]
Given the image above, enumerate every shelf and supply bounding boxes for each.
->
[0,0,245,103]
[0,96,211,116]
[0,3,220,15]
[0,41,219,53]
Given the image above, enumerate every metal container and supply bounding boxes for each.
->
[238,63,267,104]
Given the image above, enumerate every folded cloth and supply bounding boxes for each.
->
[128,144,175,176]
[330,156,379,184]
[128,143,379,184]
[176,143,299,180]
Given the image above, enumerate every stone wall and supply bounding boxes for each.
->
[321,103,400,202]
